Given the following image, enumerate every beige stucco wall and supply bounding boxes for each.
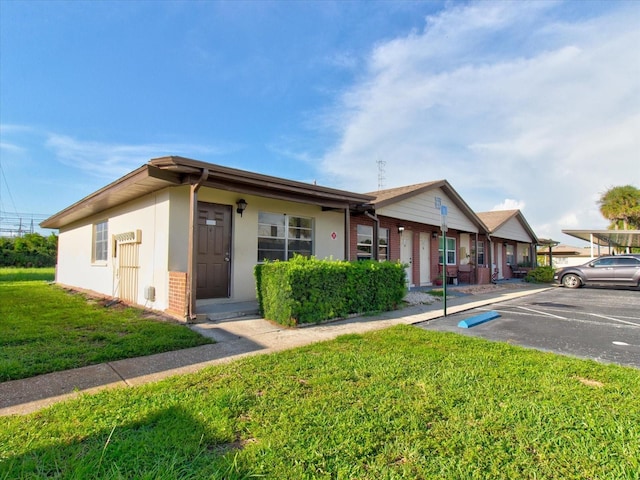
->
[56,191,172,311]
[196,188,346,301]
[56,184,348,310]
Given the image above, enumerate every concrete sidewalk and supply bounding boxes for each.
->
[0,284,550,416]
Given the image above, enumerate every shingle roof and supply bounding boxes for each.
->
[476,210,519,232]
[365,180,444,205]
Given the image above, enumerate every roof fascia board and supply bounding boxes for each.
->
[40,165,181,229]
[151,156,373,205]
[201,179,353,209]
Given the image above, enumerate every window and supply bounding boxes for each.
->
[438,236,456,265]
[357,224,373,260]
[93,221,108,263]
[378,228,389,261]
[477,241,485,266]
[258,212,313,261]
[357,225,389,260]
[593,258,615,267]
[506,244,515,265]
[614,257,640,266]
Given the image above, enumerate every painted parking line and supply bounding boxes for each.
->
[516,306,567,320]
[589,313,640,328]
[476,307,640,329]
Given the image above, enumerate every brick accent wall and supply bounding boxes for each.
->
[167,271,188,319]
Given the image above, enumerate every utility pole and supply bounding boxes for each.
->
[441,204,448,317]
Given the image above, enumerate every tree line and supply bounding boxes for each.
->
[0,233,58,267]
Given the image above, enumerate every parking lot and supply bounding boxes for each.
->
[418,286,640,369]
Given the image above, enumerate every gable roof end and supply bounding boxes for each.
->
[476,209,539,244]
[366,180,488,233]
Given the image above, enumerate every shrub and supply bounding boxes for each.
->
[255,256,406,326]
[524,265,555,283]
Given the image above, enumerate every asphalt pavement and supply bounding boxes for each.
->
[418,286,640,368]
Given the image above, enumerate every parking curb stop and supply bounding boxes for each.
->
[458,311,501,328]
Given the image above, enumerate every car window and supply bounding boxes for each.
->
[614,257,640,266]
[592,258,614,267]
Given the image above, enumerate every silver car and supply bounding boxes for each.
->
[554,254,640,288]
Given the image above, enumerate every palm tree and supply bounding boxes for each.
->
[598,185,640,230]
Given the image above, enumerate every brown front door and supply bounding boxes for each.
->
[196,202,232,299]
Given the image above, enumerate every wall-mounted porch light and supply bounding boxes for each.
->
[503,241,508,247]
[398,226,405,234]
[236,199,248,217]
[432,231,438,239]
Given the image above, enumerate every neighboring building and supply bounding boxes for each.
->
[537,244,612,268]
[41,156,372,321]
[350,181,488,286]
[476,210,539,280]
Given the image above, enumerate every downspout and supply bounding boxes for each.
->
[344,206,351,261]
[186,168,209,322]
[364,211,380,260]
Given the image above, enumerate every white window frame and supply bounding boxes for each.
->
[378,228,389,261]
[506,244,515,265]
[257,212,314,262]
[356,224,374,260]
[477,241,485,266]
[356,225,389,261]
[438,236,457,265]
[92,220,109,264]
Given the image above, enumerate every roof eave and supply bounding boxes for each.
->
[40,165,182,229]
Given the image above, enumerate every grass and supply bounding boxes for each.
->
[0,266,56,282]
[0,268,213,382]
[1,325,638,479]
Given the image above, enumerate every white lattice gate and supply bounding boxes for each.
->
[114,230,141,303]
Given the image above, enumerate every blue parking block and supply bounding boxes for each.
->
[457,311,501,328]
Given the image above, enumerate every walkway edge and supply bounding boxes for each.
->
[0,286,551,417]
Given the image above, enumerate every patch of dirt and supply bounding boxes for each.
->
[576,377,604,388]
[452,282,531,295]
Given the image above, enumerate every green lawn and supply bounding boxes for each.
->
[1,325,638,479]
[0,268,213,381]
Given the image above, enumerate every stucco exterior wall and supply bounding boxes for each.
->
[56,190,172,311]
[196,188,346,302]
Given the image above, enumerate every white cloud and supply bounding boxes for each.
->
[492,199,525,211]
[45,134,238,179]
[318,1,640,242]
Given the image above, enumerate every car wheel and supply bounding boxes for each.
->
[562,274,582,289]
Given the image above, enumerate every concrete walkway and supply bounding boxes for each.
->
[0,284,550,416]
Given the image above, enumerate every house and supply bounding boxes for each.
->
[349,181,489,286]
[537,244,606,268]
[476,210,539,280]
[41,156,373,321]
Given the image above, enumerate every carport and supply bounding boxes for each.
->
[562,229,640,256]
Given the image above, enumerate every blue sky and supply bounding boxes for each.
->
[1,0,639,244]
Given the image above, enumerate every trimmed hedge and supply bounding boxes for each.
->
[255,256,407,326]
[524,265,555,283]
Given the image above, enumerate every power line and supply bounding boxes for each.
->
[0,163,19,216]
